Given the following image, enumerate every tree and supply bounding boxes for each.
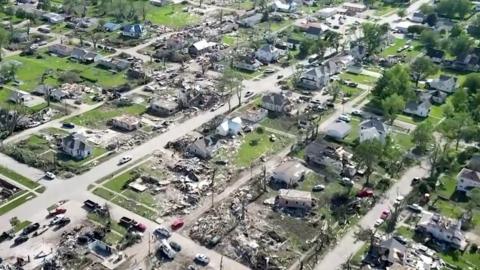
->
[451,88,469,112]
[0,105,27,139]
[382,94,405,124]
[449,34,473,57]
[90,31,102,49]
[329,81,341,102]
[425,13,438,27]
[216,67,242,111]
[420,3,435,15]
[439,113,473,149]
[436,0,471,19]
[361,23,389,55]
[468,188,480,208]
[353,139,383,185]
[325,31,341,53]
[410,56,438,86]
[0,27,9,62]
[412,120,433,153]
[419,29,439,50]
[397,9,406,19]
[373,64,413,101]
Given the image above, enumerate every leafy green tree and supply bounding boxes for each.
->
[449,34,473,57]
[353,139,383,185]
[397,9,406,19]
[373,64,414,101]
[412,120,434,153]
[451,88,469,112]
[420,30,439,50]
[410,56,438,86]
[462,73,480,94]
[0,27,9,62]
[361,23,389,55]
[439,113,474,149]
[468,188,480,207]
[468,15,480,39]
[420,3,435,15]
[436,0,471,19]
[425,13,438,27]
[381,94,405,124]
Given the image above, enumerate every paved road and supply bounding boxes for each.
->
[313,160,430,270]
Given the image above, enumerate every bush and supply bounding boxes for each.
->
[470,244,478,253]
[256,127,264,134]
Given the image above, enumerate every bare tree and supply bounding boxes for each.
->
[0,105,27,139]
[90,31,102,49]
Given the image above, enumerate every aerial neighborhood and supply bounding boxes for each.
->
[0,0,480,269]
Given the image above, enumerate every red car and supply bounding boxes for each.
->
[47,208,67,218]
[380,210,390,220]
[171,218,184,230]
[135,223,147,232]
[357,188,374,198]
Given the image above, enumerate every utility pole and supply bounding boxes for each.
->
[211,169,216,208]
[220,255,224,270]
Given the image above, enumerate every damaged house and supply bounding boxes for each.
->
[149,99,180,117]
[186,136,218,159]
[276,189,312,213]
[62,132,93,160]
[270,161,305,188]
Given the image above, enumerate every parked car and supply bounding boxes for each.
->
[339,177,354,186]
[47,208,67,218]
[83,199,100,210]
[380,210,390,220]
[160,240,176,259]
[14,235,29,245]
[408,204,423,213]
[338,114,351,122]
[50,215,66,226]
[394,195,404,206]
[351,110,363,117]
[194,254,210,265]
[312,185,325,192]
[171,218,184,230]
[119,216,146,232]
[56,217,71,228]
[62,122,75,129]
[347,82,358,88]
[118,156,132,165]
[154,227,171,238]
[244,91,254,98]
[357,188,374,198]
[374,218,384,227]
[169,241,182,252]
[45,172,56,179]
[21,223,40,236]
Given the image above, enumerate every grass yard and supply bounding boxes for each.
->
[0,192,36,215]
[341,85,362,98]
[340,72,378,86]
[0,165,40,189]
[0,88,13,108]
[111,196,157,220]
[441,250,480,270]
[343,116,361,145]
[7,54,127,92]
[68,103,146,128]
[235,129,293,166]
[87,212,128,235]
[396,226,415,239]
[391,131,414,151]
[13,220,32,232]
[104,170,137,192]
[222,35,236,46]
[145,4,199,28]
[93,187,117,200]
[260,115,300,135]
[380,38,407,57]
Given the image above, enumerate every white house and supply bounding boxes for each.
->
[456,167,480,192]
[403,100,431,117]
[62,132,93,160]
[359,119,388,143]
[272,0,297,12]
[216,117,243,136]
[9,90,32,104]
[276,189,312,212]
[417,212,467,250]
[271,161,305,187]
[234,55,262,71]
[298,67,330,90]
[189,40,217,55]
[186,136,217,159]
[428,75,457,93]
[326,121,351,140]
[255,45,281,63]
[261,92,291,113]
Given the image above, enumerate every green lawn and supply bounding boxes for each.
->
[0,165,40,189]
[87,212,128,235]
[111,196,157,220]
[343,117,361,145]
[340,73,378,86]
[7,54,128,92]
[0,88,13,108]
[396,226,415,239]
[93,187,117,200]
[441,250,480,270]
[260,115,300,135]
[391,131,414,151]
[341,85,362,98]
[235,130,293,166]
[104,170,137,192]
[145,4,199,28]
[380,38,407,57]
[68,103,146,128]
[222,35,236,46]
[0,192,36,215]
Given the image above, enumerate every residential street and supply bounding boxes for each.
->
[314,160,430,270]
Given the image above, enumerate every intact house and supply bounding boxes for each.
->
[255,45,282,63]
[427,75,457,94]
[416,212,467,250]
[97,58,131,71]
[403,99,431,118]
[456,167,480,193]
[48,44,73,57]
[62,132,93,160]
[359,118,388,143]
[298,65,335,90]
[216,117,243,136]
[9,90,32,104]
[122,24,146,39]
[271,161,305,188]
[189,40,218,56]
[238,13,263,28]
[70,48,100,63]
[186,136,217,159]
[275,189,312,212]
[111,115,141,131]
[261,92,291,113]
[326,121,351,140]
[234,55,262,71]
